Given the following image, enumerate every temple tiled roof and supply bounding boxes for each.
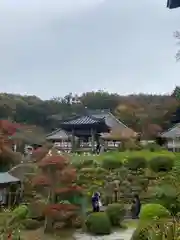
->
[161,123,180,139]
[49,109,128,129]
[61,115,105,125]
[88,109,128,129]
[0,172,20,184]
[46,129,70,140]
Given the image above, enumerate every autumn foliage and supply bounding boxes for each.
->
[0,120,20,148]
[32,175,51,187]
[0,120,20,136]
[38,155,68,169]
[44,203,79,215]
[32,151,83,231]
[0,120,23,170]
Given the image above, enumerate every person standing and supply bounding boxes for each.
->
[96,142,101,154]
[92,192,100,212]
[97,192,102,209]
[132,194,141,219]
[131,199,137,219]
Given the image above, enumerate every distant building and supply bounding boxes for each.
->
[161,123,180,152]
[46,109,136,152]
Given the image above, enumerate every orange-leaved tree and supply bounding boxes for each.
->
[0,120,20,148]
[0,120,22,171]
[32,153,83,232]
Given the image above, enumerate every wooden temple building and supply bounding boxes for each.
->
[46,109,136,152]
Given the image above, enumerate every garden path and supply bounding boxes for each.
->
[22,228,135,240]
[73,228,135,240]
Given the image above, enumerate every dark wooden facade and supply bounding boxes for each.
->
[59,115,110,152]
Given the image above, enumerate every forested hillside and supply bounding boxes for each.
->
[0,91,179,139]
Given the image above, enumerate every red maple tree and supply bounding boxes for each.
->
[0,120,22,171]
[0,120,20,149]
[32,152,83,232]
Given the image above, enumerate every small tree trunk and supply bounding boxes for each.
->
[44,217,53,233]
[44,187,54,233]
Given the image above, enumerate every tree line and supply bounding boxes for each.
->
[0,90,179,139]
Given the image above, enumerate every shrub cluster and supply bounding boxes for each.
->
[13,205,29,220]
[132,204,171,240]
[139,203,171,221]
[131,227,148,240]
[22,219,42,230]
[148,156,174,172]
[143,142,161,152]
[85,203,125,235]
[101,157,122,170]
[85,212,111,235]
[125,157,147,171]
[105,203,125,226]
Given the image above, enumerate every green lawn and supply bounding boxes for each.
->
[71,150,177,163]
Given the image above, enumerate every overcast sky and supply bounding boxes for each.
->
[0,0,180,99]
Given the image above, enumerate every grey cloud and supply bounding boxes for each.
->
[0,0,180,99]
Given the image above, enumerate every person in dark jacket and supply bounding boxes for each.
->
[92,192,100,212]
[131,199,137,219]
[167,0,180,9]
[96,142,101,154]
[131,194,141,219]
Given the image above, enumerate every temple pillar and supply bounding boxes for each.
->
[91,128,95,153]
[71,129,75,152]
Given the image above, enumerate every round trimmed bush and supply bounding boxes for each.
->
[85,212,111,235]
[131,227,148,240]
[139,204,171,221]
[106,203,125,226]
[102,157,122,170]
[144,142,161,152]
[72,159,99,169]
[22,219,41,230]
[125,157,147,171]
[152,185,180,215]
[148,156,174,172]
[13,204,29,220]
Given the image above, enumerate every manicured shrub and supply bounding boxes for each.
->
[105,203,125,226]
[72,159,99,169]
[22,219,41,230]
[139,203,171,221]
[125,157,147,171]
[82,159,99,167]
[94,167,108,174]
[101,157,122,170]
[131,227,148,240]
[148,156,174,172]
[144,142,161,152]
[152,184,180,215]
[13,204,29,220]
[85,212,111,235]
